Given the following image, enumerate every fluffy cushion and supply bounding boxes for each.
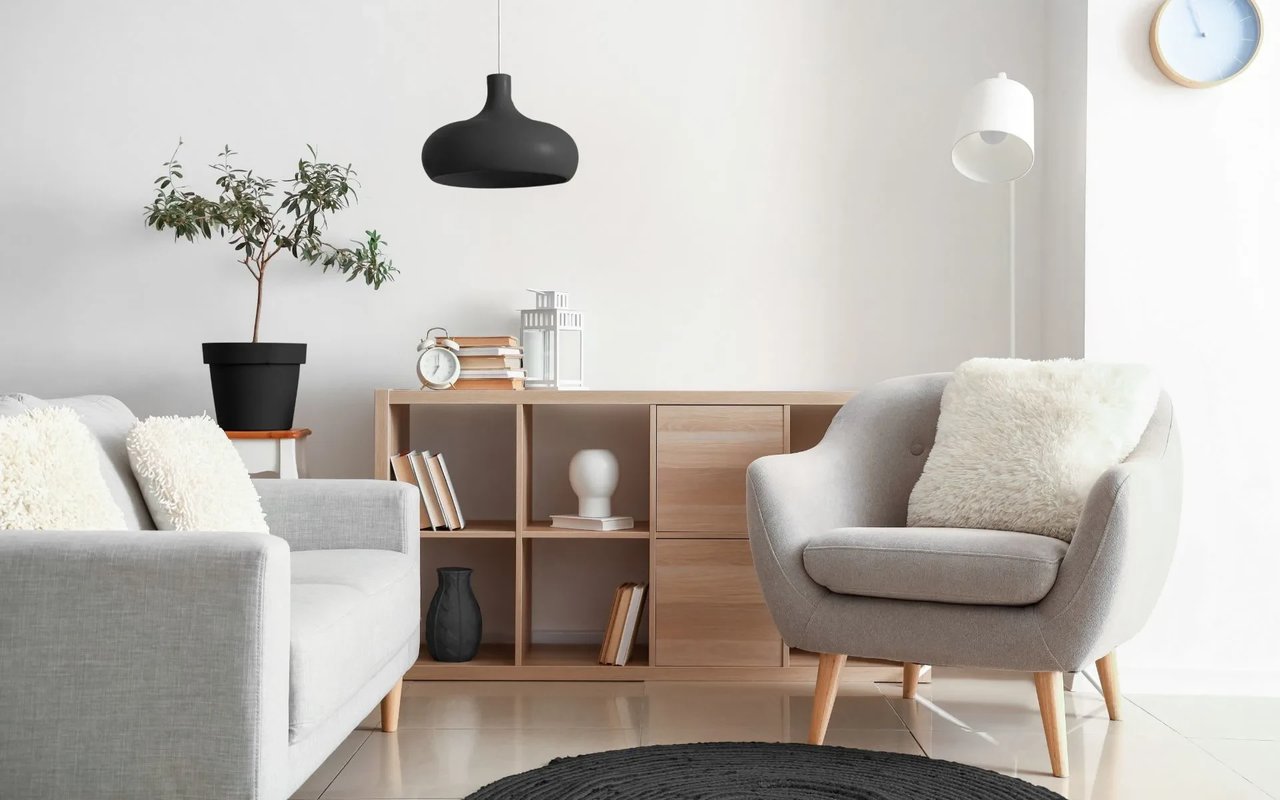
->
[907,358,1160,541]
[127,415,268,533]
[0,407,127,530]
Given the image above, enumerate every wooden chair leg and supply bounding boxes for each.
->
[381,679,403,733]
[1096,651,1122,721]
[808,653,846,744]
[1034,671,1069,778]
[902,663,922,700]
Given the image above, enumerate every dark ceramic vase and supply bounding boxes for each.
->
[425,567,482,662]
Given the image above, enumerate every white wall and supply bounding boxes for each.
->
[0,0,1052,478]
[1085,0,1280,694]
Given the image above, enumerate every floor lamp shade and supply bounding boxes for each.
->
[951,72,1034,184]
[422,73,579,188]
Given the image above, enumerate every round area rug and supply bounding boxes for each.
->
[465,742,1065,799]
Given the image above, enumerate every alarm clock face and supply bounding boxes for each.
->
[417,346,461,389]
[1152,0,1262,87]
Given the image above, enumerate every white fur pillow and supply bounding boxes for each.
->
[127,415,268,533]
[0,407,127,530]
[907,358,1160,541]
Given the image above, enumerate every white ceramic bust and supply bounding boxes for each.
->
[568,449,618,518]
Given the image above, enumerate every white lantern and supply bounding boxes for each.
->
[520,289,584,390]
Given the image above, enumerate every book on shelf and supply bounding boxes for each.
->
[408,451,447,530]
[459,369,526,379]
[458,355,523,370]
[438,335,519,348]
[389,453,431,530]
[549,514,635,531]
[426,452,465,529]
[599,582,647,666]
[598,585,627,664]
[616,584,646,666]
[456,346,523,357]
[453,378,525,390]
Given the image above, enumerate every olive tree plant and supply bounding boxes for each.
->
[144,141,395,342]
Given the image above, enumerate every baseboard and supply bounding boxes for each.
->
[1079,666,1280,697]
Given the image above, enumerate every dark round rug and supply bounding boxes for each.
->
[465,742,1065,799]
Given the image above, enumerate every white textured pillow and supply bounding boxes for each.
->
[127,415,268,532]
[0,407,127,530]
[907,358,1160,541]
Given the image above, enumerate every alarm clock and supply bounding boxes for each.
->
[1150,0,1263,88]
[416,327,461,390]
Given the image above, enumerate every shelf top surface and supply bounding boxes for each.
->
[380,389,855,406]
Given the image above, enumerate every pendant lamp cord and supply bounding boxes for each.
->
[497,0,502,72]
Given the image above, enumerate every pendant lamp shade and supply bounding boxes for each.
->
[951,72,1034,184]
[422,73,578,188]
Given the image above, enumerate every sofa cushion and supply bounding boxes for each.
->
[0,394,154,530]
[803,527,1068,606]
[289,549,419,743]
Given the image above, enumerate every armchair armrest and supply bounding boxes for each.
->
[1038,395,1183,668]
[254,479,419,555]
[0,531,290,800]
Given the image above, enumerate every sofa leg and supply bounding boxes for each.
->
[1034,671,1068,778]
[1096,651,1122,721]
[902,663,922,699]
[808,653,846,745]
[381,679,403,733]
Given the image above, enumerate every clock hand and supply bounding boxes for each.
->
[1186,0,1207,37]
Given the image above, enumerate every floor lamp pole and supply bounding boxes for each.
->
[1008,180,1016,359]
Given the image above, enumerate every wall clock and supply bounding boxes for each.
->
[1150,0,1263,87]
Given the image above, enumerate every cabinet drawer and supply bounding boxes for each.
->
[655,405,785,532]
[654,539,782,666]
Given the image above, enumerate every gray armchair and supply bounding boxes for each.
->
[0,394,420,799]
[746,373,1181,778]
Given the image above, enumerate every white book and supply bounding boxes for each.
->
[616,584,646,666]
[459,369,527,379]
[549,515,634,531]
[431,452,465,530]
[408,451,446,530]
[457,346,523,357]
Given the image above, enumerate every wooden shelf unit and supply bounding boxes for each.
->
[378,389,912,683]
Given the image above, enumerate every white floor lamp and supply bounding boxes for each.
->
[952,72,1035,358]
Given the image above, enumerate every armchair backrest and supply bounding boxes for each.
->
[0,394,155,530]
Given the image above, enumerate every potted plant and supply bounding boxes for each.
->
[144,142,394,430]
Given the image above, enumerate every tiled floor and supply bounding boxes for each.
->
[291,669,1280,799]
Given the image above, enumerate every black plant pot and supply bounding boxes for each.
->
[425,567,482,662]
[202,342,307,431]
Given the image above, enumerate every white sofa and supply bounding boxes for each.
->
[0,394,420,799]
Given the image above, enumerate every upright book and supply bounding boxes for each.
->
[427,453,465,530]
[615,584,647,666]
[390,453,430,530]
[408,451,447,530]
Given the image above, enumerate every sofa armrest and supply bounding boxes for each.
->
[0,531,290,800]
[254,478,419,556]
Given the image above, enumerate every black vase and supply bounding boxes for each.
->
[425,567,482,662]
[202,342,306,431]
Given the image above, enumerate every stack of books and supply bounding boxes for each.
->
[599,582,647,666]
[441,335,525,390]
[389,451,466,530]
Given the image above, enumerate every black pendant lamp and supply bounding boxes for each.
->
[422,1,578,188]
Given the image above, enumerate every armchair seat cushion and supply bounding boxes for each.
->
[803,526,1068,606]
[289,549,419,743]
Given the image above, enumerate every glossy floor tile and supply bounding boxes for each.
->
[302,669,1278,799]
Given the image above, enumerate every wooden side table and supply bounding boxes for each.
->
[226,429,311,479]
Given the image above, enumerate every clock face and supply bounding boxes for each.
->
[1152,0,1263,87]
[417,346,461,389]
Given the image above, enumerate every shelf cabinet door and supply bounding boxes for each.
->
[654,405,785,533]
[654,539,782,666]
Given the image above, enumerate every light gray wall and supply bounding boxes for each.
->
[0,0,1053,479]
